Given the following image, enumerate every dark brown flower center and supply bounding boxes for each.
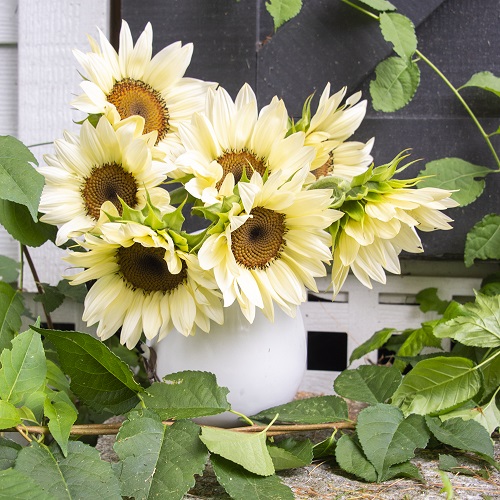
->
[117,243,187,293]
[231,206,287,269]
[82,162,138,220]
[107,78,170,144]
[216,150,267,189]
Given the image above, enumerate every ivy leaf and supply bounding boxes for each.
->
[265,0,302,31]
[211,454,294,500]
[142,370,230,419]
[14,441,121,499]
[0,437,22,471]
[267,438,313,471]
[0,281,24,352]
[356,404,429,480]
[418,158,492,207]
[250,396,348,424]
[416,288,449,314]
[0,329,46,406]
[114,410,208,500]
[0,136,43,222]
[370,57,420,112]
[334,365,402,404]
[44,391,78,457]
[0,468,53,499]
[460,71,500,98]
[349,328,395,363]
[33,283,65,314]
[379,13,417,59]
[32,327,142,414]
[433,294,500,348]
[0,400,21,429]
[425,416,494,459]
[200,426,275,476]
[0,256,20,283]
[313,432,337,459]
[0,200,57,247]
[465,214,500,267]
[335,434,377,482]
[391,356,482,416]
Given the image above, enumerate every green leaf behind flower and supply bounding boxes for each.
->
[0,282,24,352]
[465,214,500,267]
[349,328,395,363]
[0,256,20,284]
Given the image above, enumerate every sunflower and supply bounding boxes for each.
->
[174,83,315,204]
[71,20,214,151]
[198,166,343,323]
[39,116,171,245]
[64,221,224,348]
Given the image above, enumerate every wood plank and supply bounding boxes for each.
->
[0,46,17,135]
[0,0,17,44]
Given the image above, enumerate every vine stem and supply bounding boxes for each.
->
[21,245,54,330]
[474,348,500,371]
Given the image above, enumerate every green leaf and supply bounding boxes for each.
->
[465,214,500,267]
[33,283,65,314]
[335,434,377,482]
[211,454,294,500]
[45,359,71,395]
[0,255,20,283]
[0,281,24,352]
[433,294,500,348]
[349,328,395,363]
[379,13,417,59]
[391,356,482,416]
[265,0,302,30]
[56,279,87,303]
[334,365,402,404]
[439,454,491,478]
[267,438,313,471]
[0,136,43,221]
[0,468,53,499]
[0,400,21,429]
[0,200,57,247]
[356,404,429,480]
[0,437,21,471]
[14,441,121,499]
[416,287,449,314]
[370,57,420,112]
[0,329,46,406]
[356,0,396,11]
[418,158,492,207]
[250,396,348,424]
[44,392,78,457]
[480,352,500,400]
[143,370,230,419]
[425,416,494,459]
[382,461,423,482]
[200,426,275,476]
[312,432,337,459]
[32,327,142,414]
[114,410,208,500]
[460,71,500,98]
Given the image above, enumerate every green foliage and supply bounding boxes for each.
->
[0,468,53,499]
[460,71,500,98]
[267,438,313,471]
[370,57,420,112]
[0,256,20,284]
[33,283,65,314]
[142,370,230,419]
[355,0,396,11]
[44,391,78,457]
[418,158,492,207]
[0,282,24,352]
[335,434,377,482]
[416,288,449,314]
[349,327,395,363]
[0,437,22,471]
[250,396,348,424]
[265,0,302,31]
[465,214,500,267]
[0,400,21,429]
[379,13,417,59]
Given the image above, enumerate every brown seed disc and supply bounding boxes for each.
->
[216,150,267,188]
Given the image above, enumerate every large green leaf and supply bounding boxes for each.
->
[418,158,492,207]
[0,329,46,406]
[14,441,121,499]
[32,327,142,414]
[349,328,395,363]
[460,71,500,98]
[0,255,20,283]
[211,454,294,500]
[44,391,78,457]
[425,416,494,459]
[0,136,43,221]
[0,468,53,499]
[0,281,24,352]
[114,410,208,500]
[356,404,429,480]
[335,434,377,483]
[0,400,21,429]
[0,437,22,471]
[370,57,420,112]
[200,425,275,476]
[267,438,313,471]
[250,396,348,424]
[0,200,57,247]
[433,293,500,348]
[465,214,500,267]
[142,371,230,419]
[334,365,402,404]
[265,0,302,30]
[379,13,417,59]
[391,356,482,416]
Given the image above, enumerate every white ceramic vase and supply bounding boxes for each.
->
[153,302,307,426]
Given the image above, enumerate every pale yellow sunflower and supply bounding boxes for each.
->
[174,83,315,204]
[71,20,214,152]
[64,221,223,348]
[39,116,171,245]
[198,166,343,322]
